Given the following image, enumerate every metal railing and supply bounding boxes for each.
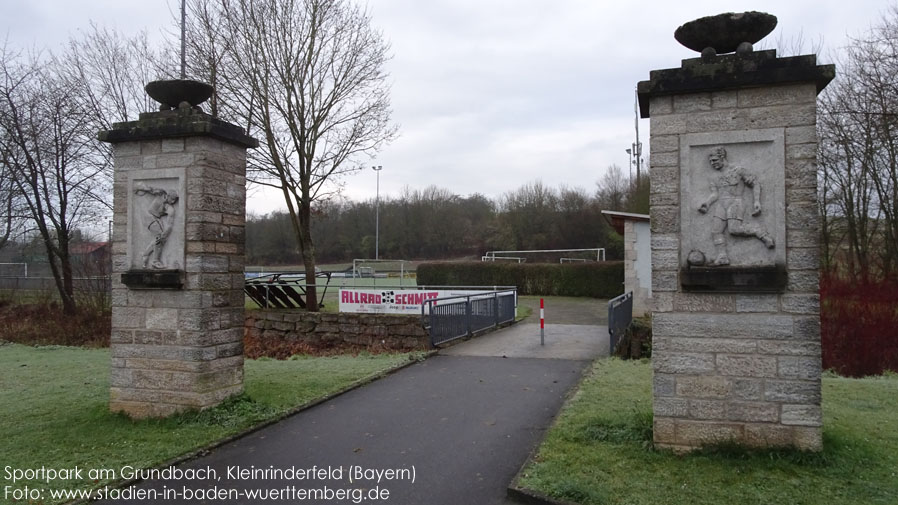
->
[244,272,333,309]
[0,276,110,292]
[422,289,517,347]
[608,291,633,354]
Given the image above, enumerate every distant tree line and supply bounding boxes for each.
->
[246,175,649,265]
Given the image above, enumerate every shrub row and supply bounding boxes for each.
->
[417,261,624,298]
[0,299,110,347]
[821,275,898,377]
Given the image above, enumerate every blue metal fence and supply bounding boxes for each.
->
[607,291,633,354]
[422,290,517,347]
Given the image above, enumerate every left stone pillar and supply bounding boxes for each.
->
[100,107,257,418]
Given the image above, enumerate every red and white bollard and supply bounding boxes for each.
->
[540,298,545,346]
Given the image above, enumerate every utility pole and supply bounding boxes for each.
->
[373,165,383,260]
[632,87,642,184]
[180,0,186,79]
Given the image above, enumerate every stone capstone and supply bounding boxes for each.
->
[98,108,258,149]
[637,51,834,119]
[674,12,777,54]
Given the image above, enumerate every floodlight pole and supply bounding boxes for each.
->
[633,87,642,184]
[373,165,383,260]
[180,0,186,79]
[625,147,633,182]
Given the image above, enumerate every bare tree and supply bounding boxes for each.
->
[556,185,611,250]
[818,89,881,278]
[0,160,27,250]
[59,25,165,234]
[595,164,629,211]
[499,181,559,250]
[0,47,109,313]
[62,24,162,139]
[817,5,898,279]
[181,0,228,116]
[759,28,825,58]
[184,0,396,310]
[0,125,30,251]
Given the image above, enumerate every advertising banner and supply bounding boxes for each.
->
[339,288,507,314]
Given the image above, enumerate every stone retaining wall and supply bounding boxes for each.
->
[244,311,429,357]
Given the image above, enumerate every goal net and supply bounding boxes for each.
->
[351,259,413,283]
[0,263,27,277]
[482,248,606,264]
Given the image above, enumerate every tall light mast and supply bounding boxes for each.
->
[632,87,642,184]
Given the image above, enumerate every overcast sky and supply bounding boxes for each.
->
[2,0,890,214]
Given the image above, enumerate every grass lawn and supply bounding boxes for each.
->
[0,343,420,503]
[518,359,898,505]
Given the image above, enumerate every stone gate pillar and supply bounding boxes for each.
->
[100,83,257,418]
[637,13,834,451]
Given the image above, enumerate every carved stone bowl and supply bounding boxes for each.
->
[145,79,214,109]
[675,12,777,54]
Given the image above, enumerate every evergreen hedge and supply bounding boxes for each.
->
[417,261,624,298]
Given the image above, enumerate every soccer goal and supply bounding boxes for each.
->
[0,263,27,277]
[351,259,413,286]
[482,248,606,263]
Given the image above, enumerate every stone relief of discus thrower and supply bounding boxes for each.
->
[134,183,180,269]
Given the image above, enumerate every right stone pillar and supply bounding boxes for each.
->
[639,33,834,451]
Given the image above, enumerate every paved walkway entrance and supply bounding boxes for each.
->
[100,297,608,504]
[442,323,608,359]
[443,296,609,360]
[99,356,587,505]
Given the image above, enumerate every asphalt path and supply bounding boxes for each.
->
[95,356,587,505]
[95,298,608,505]
[442,323,608,360]
[444,295,609,360]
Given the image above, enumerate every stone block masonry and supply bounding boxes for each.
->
[244,311,430,358]
[638,49,833,452]
[101,108,257,418]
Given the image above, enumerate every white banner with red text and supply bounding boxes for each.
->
[338,288,513,315]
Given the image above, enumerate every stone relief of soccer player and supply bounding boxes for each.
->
[134,183,180,269]
[697,146,775,267]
